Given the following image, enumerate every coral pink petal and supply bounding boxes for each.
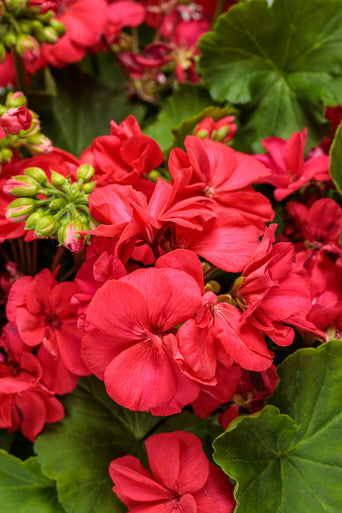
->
[16,391,46,442]
[55,324,89,376]
[121,268,202,331]
[194,464,235,513]
[147,431,209,495]
[86,280,149,338]
[104,342,178,411]
[109,455,171,502]
[81,329,131,380]
[156,249,204,293]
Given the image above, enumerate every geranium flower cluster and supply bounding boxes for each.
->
[1,107,342,510]
[0,91,52,164]
[0,0,239,101]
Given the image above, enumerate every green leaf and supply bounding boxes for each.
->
[144,84,230,151]
[0,450,64,513]
[0,429,14,452]
[329,123,342,195]
[37,66,146,156]
[34,376,215,513]
[213,340,342,513]
[199,0,342,151]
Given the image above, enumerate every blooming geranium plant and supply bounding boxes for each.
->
[1,0,342,512]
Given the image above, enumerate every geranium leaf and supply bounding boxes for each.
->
[0,450,64,513]
[199,0,342,151]
[213,340,342,512]
[330,123,342,195]
[34,376,214,513]
[144,84,228,151]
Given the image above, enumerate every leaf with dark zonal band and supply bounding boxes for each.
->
[0,450,65,513]
[34,376,219,513]
[199,0,342,151]
[213,340,342,513]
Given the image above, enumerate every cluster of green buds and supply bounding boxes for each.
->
[0,0,65,62]
[0,90,52,164]
[6,163,97,252]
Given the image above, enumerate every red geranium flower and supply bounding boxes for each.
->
[109,431,235,513]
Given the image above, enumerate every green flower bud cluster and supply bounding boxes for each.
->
[0,0,65,62]
[0,91,52,165]
[6,163,97,251]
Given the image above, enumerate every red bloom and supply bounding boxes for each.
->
[28,0,108,70]
[7,269,89,395]
[0,323,64,441]
[109,431,235,513]
[169,136,273,230]
[80,116,163,187]
[0,107,32,134]
[255,128,330,201]
[285,198,342,262]
[193,115,237,144]
[232,225,313,346]
[82,255,203,414]
[104,1,146,43]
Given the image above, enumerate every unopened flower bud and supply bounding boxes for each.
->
[42,26,59,43]
[82,181,96,194]
[8,0,27,14]
[6,198,35,221]
[77,163,95,182]
[48,198,64,211]
[58,218,84,252]
[4,175,39,196]
[3,31,17,48]
[212,125,229,142]
[31,20,43,31]
[0,147,13,163]
[51,170,66,187]
[6,91,27,108]
[25,210,44,230]
[19,21,31,34]
[35,214,57,237]
[25,166,48,184]
[195,128,209,139]
[27,133,52,154]
[0,107,33,134]
[50,18,66,35]
[148,170,161,183]
[16,34,40,61]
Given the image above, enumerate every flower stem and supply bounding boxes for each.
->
[12,48,27,93]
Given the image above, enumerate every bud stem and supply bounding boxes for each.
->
[11,47,27,92]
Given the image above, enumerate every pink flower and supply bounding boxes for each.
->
[82,255,203,414]
[194,115,237,143]
[285,198,342,260]
[104,1,146,43]
[169,136,273,230]
[80,116,163,187]
[109,431,235,513]
[0,107,32,135]
[27,0,108,70]
[0,323,64,441]
[255,128,330,201]
[6,268,90,395]
[232,225,313,346]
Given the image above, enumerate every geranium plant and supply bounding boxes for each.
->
[1,0,342,512]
